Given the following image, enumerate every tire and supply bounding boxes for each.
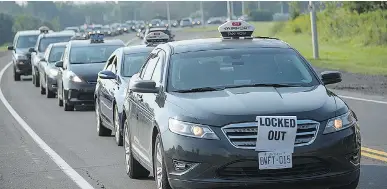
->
[58,92,63,106]
[124,119,149,178]
[40,79,46,95]
[45,78,55,98]
[114,105,123,146]
[63,89,74,111]
[34,70,40,87]
[154,133,172,189]
[13,67,21,81]
[95,98,112,136]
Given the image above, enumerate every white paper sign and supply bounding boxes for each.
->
[258,151,293,170]
[255,116,298,153]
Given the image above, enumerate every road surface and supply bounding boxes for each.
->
[0,31,386,189]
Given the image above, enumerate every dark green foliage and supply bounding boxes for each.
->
[0,13,13,45]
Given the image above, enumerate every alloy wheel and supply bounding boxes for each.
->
[124,121,131,174]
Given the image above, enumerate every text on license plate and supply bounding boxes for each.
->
[258,151,292,170]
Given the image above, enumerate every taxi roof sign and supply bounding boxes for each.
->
[218,20,255,39]
[39,26,50,34]
[145,31,169,44]
[90,33,104,43]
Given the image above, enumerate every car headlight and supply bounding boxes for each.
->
[168,118,219,140]
[323,111,356,134]
[69,74,83,83]
[48,68,58,77]
[16,54,28,60]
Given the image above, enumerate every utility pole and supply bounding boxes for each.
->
[230,1,234,19]
[200,1,204,28]
[241,1,245,15]
[166,1,171,28]
[227,1,231,20]
[257,1,261,10]
[309,1,319,59]
[280,1,284,14]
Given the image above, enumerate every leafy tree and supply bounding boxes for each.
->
[0,13,13,45]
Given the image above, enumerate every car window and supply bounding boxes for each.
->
[168,48,319,91]
[122,52,151,77]
[15,35,39,49]
[151,50,166,85]
[111,57,117,74]
[141,54,159,80]
[69,45,123,64]
[48,46,66,63]
[38,36,72,52]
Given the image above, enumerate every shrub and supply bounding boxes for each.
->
[249,10,273,22]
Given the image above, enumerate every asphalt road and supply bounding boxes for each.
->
[0,31,387,189]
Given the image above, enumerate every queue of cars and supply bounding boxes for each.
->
[7,21,361,189]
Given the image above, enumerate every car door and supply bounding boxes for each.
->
[100,56,116,123]
[105,56,118,124]
[138,50,165,158]
[57,45,69,99]
[40,45,51,87]
[134,50,160,157]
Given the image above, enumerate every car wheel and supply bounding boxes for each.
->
[40,77,46,95]
[34,71,40,87]
[114,105,123,146]
[95,98,112,136]
[13,67,21,81]
[32,73,35,85]
[63,90,74,111]
[154,133,172,189]
[45,77,55,98]
[124,119,149,178]
[58,89,63,106]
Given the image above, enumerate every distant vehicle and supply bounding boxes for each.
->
[171,20,179,27]
[142,27,174,44]
[180,18,193,27]
[121,23,129,33]
[8,30,40,81]
[149,19,161,28]
[92,24,103,33]
[160,20,169,27]
[30,32,74,87]
[102,25,112,36]
[207,17,226,24]
[192,18,202,25]
[37,42,67,98]
[55,34,125,111]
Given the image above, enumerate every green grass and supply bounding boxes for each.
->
[0,45,7,52]
[186,22,387,75]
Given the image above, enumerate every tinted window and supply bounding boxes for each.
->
[16,35,39,48]
[70,45,122,64]
[48,46,66,63]
[38,36,72,52]
[168,48,318,91]
[121,52,150,77]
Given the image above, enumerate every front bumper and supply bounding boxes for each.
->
[65,83,96,106]
[162,123,361,189]
[14,60,32,75]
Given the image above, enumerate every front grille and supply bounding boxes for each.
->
[217,158,329,178]
[222,120,320,149]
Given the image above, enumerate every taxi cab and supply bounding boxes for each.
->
[122,21,361,189]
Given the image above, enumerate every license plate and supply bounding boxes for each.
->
[258,151,292,170]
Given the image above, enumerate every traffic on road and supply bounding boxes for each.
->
[1,18,387,189]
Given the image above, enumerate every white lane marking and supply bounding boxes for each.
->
[339,95,387,105]
[0,62,94,189]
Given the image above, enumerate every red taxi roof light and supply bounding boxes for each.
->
[232,22,241,26]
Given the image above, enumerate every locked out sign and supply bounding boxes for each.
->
[255,116,298,153]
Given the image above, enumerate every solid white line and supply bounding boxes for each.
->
[0,62,95,189]
[339,95,387,105]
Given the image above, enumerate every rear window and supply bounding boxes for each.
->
[38,36,72,52]
[168,48,319,91]
[70,45,123,64]
[121,52,151,77]
[16,35,39,48]
[48,46,66,63]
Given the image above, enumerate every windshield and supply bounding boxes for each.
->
[38,36,72,52]
[168,48,319,92]
[70,45,122,64]
[16,35,39,49]
[121,52,150,77]
[48,46,66,63]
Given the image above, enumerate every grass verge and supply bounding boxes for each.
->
[184,22,387,76]
[0,45,7,52]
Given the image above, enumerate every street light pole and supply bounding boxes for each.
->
[200,1,204,28]
[241,1,245,15]
[309,1,319,59]
[166,1,171,28]
[227,1,231,20]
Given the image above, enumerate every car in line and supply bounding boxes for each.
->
[121,20,361,189]
[8,30,40,81]
[55,34,125,111]
[180,17,193,27]
[94,31,170,146]
[142,27,175,45]
[30,31,74,88]
[38,42,67,98]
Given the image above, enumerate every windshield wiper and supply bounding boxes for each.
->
[173,87,225,93]
[225,83,303,89]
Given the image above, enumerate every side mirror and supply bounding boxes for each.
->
[98,70,116,79]
[55,61,63,68]
[130,80,159,93]
[28,48,35,53]
[7,46,14,50]
[321,71,342,85]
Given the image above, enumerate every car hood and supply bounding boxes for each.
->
[71,63,105,83]
[167,85,347,127]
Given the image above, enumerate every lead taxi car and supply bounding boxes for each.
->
[122,21,361,189]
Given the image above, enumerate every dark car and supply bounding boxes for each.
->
[8,30,40,81]
[94,45,154,145]
[121,21,361,189]
[142,27,174,44]
[38,42,67,98]
[30,31,74,88]
[55,34,125,111]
